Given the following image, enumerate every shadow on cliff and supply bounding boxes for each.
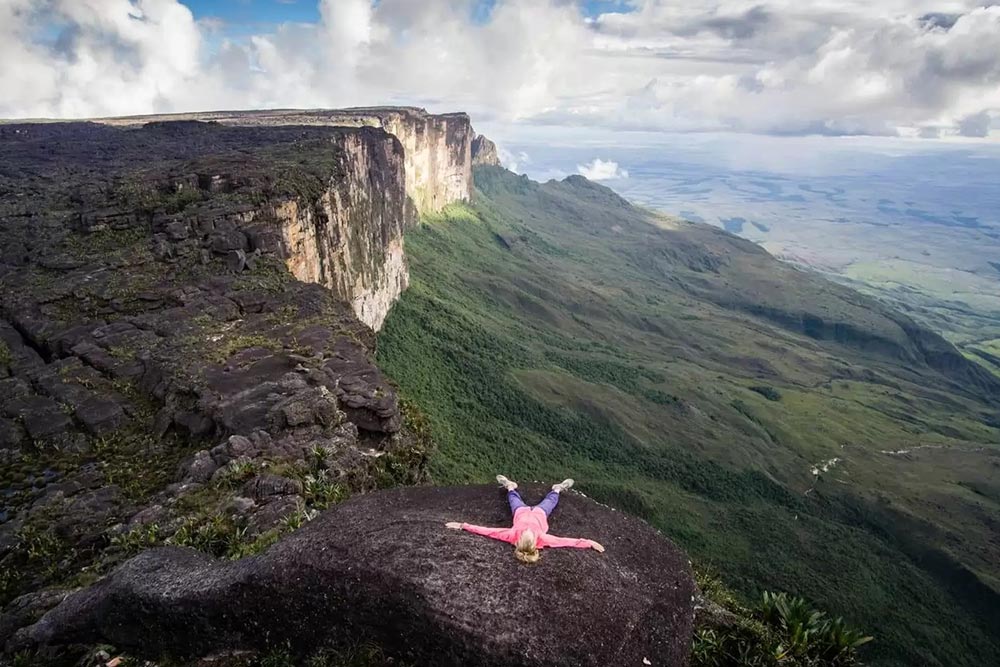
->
[9,485,696,667]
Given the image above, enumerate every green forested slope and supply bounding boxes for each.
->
[377,167,1000,666]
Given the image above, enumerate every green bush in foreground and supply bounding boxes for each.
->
[693,588,872,667]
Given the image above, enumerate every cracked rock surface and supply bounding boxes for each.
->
[0,121,430,629]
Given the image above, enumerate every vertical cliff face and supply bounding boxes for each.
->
[274,128,415,330]
[376,110,474,214]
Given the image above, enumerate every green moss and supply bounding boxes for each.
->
[0,340,11,366]
[94,428,192,502]
[114,178,203,215]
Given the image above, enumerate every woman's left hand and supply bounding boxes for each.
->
[590,541,606,553]
[445,522,463,530]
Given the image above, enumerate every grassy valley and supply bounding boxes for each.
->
[378,167,1000,666]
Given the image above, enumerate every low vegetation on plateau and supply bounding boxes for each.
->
[378,167,1000,667]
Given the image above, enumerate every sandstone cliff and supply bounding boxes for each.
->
[261,129,415,330]
[95,107,482,329]
[98,107,475,216]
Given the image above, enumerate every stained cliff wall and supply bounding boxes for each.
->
[273,129,414,330]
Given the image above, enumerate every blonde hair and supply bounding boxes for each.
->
[514,530,540,564]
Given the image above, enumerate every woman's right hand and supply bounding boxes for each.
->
[590,541,606,553]
[445,522,463,530]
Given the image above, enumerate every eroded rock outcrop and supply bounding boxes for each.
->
[0,121,429,617]
[14,485,696,667]
[472,133,501,167]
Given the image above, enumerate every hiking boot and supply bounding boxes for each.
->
[552,478,574,493]
[496,474,517,491]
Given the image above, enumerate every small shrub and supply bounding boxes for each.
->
[749,385,782,402]
[110,523,164,556]
[258,647,294,667]
[303,473,349,510]
[167,514,251,559]
[216,458,260,487]
[210,334,281,365]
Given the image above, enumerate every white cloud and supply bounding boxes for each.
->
[498,146,532,173]
[577,158,629,180]
[0,0,997,139]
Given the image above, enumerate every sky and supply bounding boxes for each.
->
[1,1,998,140]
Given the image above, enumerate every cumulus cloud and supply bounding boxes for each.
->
[577,158,629,180]
[0,0,997,138]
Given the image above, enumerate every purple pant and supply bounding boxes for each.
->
[508,489,560,516]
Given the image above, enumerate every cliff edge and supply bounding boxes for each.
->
[11,485,696,667]
[97,107,476,216]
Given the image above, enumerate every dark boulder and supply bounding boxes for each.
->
[15,485,695,666]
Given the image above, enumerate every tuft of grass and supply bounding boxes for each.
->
[282,508,318,532]
[216,458,261,488]
[110,523,164,557]
[692,583,872,667]
[209,334,282,365]
[167,514,252,559]
[0,522,76,606]
[303,473,349,510]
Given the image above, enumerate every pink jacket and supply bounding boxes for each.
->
[461,506,594,549]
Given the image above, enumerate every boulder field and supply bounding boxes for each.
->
[14,485,696,666]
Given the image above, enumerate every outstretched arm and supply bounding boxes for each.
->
[445,522,516,544]
[542,535,605,552]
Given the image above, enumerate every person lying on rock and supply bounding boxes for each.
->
[445,475,606,564]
